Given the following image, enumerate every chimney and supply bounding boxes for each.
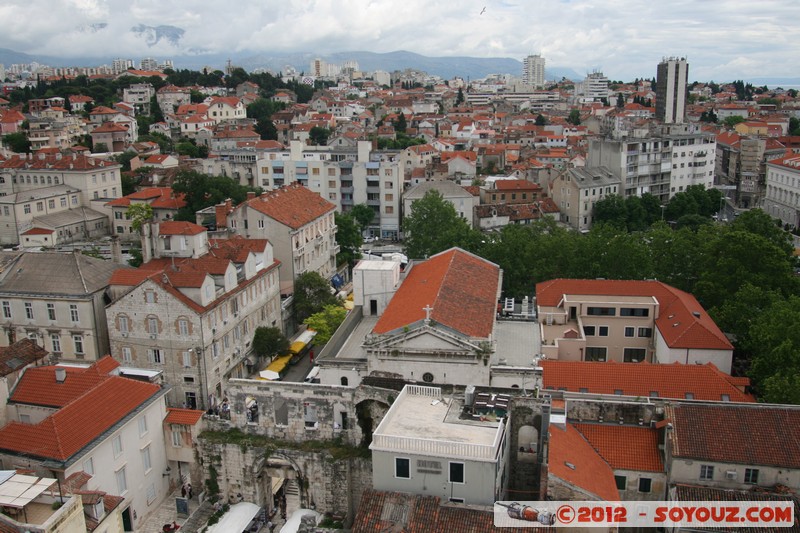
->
[246,191,256,200]
[110,235,123,264]
[215,198,232,228]
[55,367,67,383]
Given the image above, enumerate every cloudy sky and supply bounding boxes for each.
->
[1,0,798,81]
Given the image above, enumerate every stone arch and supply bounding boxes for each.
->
[252,451,307,519]
[355,398,391,448]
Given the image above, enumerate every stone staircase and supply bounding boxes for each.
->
[177,500,214,533]
[285,479,301,517]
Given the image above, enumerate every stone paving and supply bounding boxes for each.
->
[138,489,204,532]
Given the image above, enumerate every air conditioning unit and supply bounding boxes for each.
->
[726,470,737,480]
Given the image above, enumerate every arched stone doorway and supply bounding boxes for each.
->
[252,452,306,522]
[355,398,391,448]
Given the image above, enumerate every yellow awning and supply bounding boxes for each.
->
[289,340,306,355]
[265,354,292,374]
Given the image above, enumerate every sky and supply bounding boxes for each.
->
[1,0,799,81]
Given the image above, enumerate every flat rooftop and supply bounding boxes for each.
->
[562,294,657,305]
[493,320,539,366]
[371,385,504,462]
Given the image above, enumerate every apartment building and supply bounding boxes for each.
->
[716,132,786,209]
[535,278,734,373]
[0,251,123,361]
[522,54,546,88]
[763,151,800,228]
[215,183,337,295]
[369,385,510,506]
[106,187,186,242]
[0,357,169,531]
[550,167,621,231]
[106,221,282,410]
[587,125,716,202]
[656,57,688,124]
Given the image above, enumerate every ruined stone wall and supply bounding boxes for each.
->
[508,396,547,501]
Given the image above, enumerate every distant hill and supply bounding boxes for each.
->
[0,47,582,82]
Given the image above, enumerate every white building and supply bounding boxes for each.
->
[0,357,170,531]
[764,152,800,228]
[370,385,510,506]
[574,71,611,103]
[522,54,546,88]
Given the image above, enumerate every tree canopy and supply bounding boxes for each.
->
[304,304,347,345]
[402,190,479,259]
[252,326,290,361]
[334,212,362,267]
[292,271,339,323]
[171,170,261,221]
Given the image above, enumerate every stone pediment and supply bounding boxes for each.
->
[365,324,479,355]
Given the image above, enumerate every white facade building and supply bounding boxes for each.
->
[764,152,800,228]
[522,54,546,88]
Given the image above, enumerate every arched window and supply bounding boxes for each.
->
[340,376,349,386]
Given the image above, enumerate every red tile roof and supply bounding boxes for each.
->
[548,423,619,501]
[21,227,55,235]
[373,248,500,338]
[238,182,335,230]
[352,489,540,533]
[573,423,664,472]
[159,221,206,236]
[0,339,49,376]
[10,361,110,407]
[541,360,753,402]
[0,374,160,461]
[165,408,204,426]
[536,279,733,351]
[0,153,119,172]
[493,179,542,191]
[667,404,800,468]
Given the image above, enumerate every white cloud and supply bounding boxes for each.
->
[1,0,799,80]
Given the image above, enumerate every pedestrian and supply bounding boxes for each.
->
[181,485,186,498]
[266,519,274,532]
[309,349,314,363]
[187,483,193,500]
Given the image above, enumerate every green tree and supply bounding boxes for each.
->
[93,142,109,153]
[723,115,745,129]
[2,132,30,153]
[304,304,347,345]
[247,98,283,141]
[730,208,794,258]
[120,173,138,196]
[402,190,479,259]
[252,326,290,361]
[747,295,800,404]
[566,109,581,125]
[592,195,628,229]
[334,212,362,267]
[455,88,465,106]
[616,93,625,108]
[699,110,718,123]
[293,271,338,323]
[175,141,200,158]
[308,126,331,146]
[393,112,407,133]
[126,203,154,234]
[171,170,260,221]
[535,114,548,126]
[790,117,800,136]
[113,151,137,172]
[350,204,375,233]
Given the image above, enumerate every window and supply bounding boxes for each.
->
[24,204,30,214]
[73,335,84,355]
[24,302,33,320]
[340,376,348,386]
[620,307,649,317]
[83,458,94,476]
[638,327,653,338]
[48,199,55,209]
[182,351,191,368]
[624,348,646,362]
[587,307,616,316]
[700,465,714,480]
[422,372,434,383]
[69,304,79,322]
[615,475,627,491]
[598,326,609,337]
[585,347,607,361]
[148,317,158,335]
[624,327,635,337]
[395,458,410,479]
[51,334,61,353]
[112,435,123,458]
[178,319,189,336]
[583,325,595,336]
[122,346,132,362]
[744,468,759,484]
[148,349,163,364]
[1,301,9,319]
[449,462,465,484]
[141,445,152,472]
[145,291,155,304]
[638,478,652,493]
[119,315,129,334]
[115,467,127,494]
[171,429,182,447]
[138,416,148,437]
[47,303,56,321]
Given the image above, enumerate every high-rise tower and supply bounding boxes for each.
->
[523,54,546,88]
[656,57,689,124]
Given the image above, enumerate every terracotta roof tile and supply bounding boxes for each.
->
[573,423,664,472]
[535,279,733,351]
[10,362,108,407]
[0,375,160,461]
[541,360,753,402]
[0,339,49,376]
[165,408,204,426]
[667,404,800,468]
[548,423,620,501]
[159,221,206,236]
[373,248,500,338]
[239,182,335,230]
